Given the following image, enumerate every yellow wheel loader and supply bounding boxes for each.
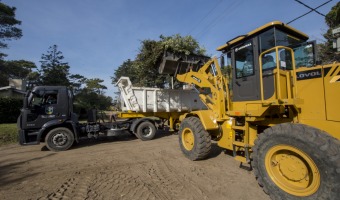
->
[159,21,340,199]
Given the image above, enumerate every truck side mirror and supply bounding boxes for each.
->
[23,95,28,109]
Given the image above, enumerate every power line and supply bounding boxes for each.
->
[294,0,327,16]
[287,0,333,24]
[187,0,223,35]
[195,0,241,40]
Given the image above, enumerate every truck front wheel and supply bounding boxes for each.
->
[45,127,75,151]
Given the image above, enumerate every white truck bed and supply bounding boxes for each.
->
[116,77,206,112]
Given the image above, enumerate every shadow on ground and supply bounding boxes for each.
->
[41,129,176,151]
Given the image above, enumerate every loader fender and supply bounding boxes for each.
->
[180,110,219,131]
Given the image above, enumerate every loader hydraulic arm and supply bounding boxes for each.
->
[176,57,230,121]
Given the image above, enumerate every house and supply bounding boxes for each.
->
[0,79,27,98]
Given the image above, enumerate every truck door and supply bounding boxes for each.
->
[22,89,62,129]
[232,39,260,101]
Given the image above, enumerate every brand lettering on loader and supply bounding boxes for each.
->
[191,75,201,83]
[296,69,322,80]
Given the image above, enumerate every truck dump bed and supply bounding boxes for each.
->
[116,77,206,112]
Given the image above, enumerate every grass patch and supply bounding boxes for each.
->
[0,123,18,146]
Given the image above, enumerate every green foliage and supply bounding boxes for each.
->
[325,2,340,28]
[161,34,206,55]
[318,2,340,64]
[112,34,206,88]
[0,2,22,58]
[111,59,138,84]
[69,73,87,95]
[0,123,17,146]
[40,45,71,86]
[85,78,107,94]
[74,88,113,111]
[134,39,166,87]
[0,97,22,123]
[0,59,37,87]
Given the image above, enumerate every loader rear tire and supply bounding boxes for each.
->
[136,121,156,141]
[253,123,340,200]
[178,117,211,160]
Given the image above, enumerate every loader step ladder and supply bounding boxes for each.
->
[232,122,250,164]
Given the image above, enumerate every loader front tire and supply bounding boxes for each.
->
[178,117,211,160]
[253,123,340,200]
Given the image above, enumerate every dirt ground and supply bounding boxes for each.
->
[0,131,270,200]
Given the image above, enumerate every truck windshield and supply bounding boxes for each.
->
[28,92,43,107]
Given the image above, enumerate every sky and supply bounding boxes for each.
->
[2,0,338,98]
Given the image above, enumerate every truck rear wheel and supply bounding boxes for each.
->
[178,117,211,160]
[45,127,75,152]
[136,121,156,141]
[253,123,340,199]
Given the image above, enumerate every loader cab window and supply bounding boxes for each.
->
[234,41,254,78]
[221,52,233,91]
[292,41,317,68]
[259,28,275,52]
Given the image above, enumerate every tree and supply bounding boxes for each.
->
[0,2,22,59]
[74,88,112,111]
[0,59,36,87]
[111,34,206,88]
[85,78,107,94]
[318,2,340,63]
[40,45,71,86]
[111,59,138,84]
[69,74,87,95]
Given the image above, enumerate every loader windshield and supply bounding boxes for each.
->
[258,28,316,69]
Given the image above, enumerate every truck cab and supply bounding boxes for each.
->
[17,86,78,148]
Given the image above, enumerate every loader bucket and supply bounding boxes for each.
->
[158,51,210,76]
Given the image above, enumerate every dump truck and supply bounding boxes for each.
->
[115,76,206,140]
[17,76,206,151]
[159,21,340,199]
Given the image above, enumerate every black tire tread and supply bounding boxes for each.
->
[178,117,211,161]
[45,127,74,152]
[136,121,156,141]
[252,123,340,200]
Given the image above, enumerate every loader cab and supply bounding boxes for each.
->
[218,21,316,102]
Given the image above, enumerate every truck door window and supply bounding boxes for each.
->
[42,93,57,105]
[234,41,254,78]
